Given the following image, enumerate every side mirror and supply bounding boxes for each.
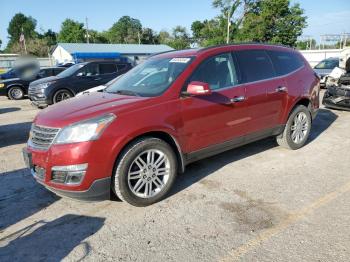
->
[186,81,212,96]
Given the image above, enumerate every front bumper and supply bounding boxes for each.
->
[22,140,116,201]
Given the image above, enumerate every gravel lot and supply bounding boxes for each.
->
[0,92,349,261]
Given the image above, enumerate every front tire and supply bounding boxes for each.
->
[7,86,24,100]
[113,137,178,206]
[276,105,312,150]
[53,89,73,104]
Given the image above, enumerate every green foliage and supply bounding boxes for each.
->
[296,39,316,50]
[107,16,142,44]
[237,0,307,47]
[140,28,159,44]
[158,26,191,50]
[57,19,85,43]
[10,38,50,57]
[7,13,37,47]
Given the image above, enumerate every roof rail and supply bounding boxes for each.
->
[198,42,292,52]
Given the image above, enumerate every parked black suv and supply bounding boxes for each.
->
[0,67,66,100]
[28,61,132,107]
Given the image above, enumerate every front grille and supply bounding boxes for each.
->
[28,85,45,98]
[29,124,60,150]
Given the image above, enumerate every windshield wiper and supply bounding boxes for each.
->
[107,89,140,96]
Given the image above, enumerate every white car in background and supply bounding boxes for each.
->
[76,75,123,96]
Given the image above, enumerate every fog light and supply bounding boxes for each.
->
[51,164,88,185]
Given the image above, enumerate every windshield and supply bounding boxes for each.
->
[105,57,193,97]
[314,59,339,69]
[57,64,85,78]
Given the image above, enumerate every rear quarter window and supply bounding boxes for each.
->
[235,50,276,83]
[267,50,304,76]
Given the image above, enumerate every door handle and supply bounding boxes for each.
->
[94,77,102,81]
[275,86,287,93]
[229,96,245,104]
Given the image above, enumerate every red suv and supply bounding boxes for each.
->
[23,44,320,206]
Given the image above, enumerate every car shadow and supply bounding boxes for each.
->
[169,108,339,198]
[170,137,277,198]
[0,122,32,148]
[0,107,21,114]
[308,108,338,142]
[0,168,59,230]
[0,214,105,261]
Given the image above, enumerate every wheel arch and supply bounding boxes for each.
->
[284,97,312,122]
[114,130,185,174]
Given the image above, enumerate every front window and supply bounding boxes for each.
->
[105,57,193,97]
[57,64,85,78]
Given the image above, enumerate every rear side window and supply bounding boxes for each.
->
[117,64,128,71]
[235,50,275,83]
[189,53,239,90]
[268,50,304,76]
[99,64,117,74]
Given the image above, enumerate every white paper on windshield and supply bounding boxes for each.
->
[169,58,191,63]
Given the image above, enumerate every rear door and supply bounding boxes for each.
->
[267,50,304,124]
[235,49,285,134]
[181,52,249,152]
[98,63,118,84]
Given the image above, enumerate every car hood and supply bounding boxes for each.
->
[30,76,60,86]
[35,92,151,127]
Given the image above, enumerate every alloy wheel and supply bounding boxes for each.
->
[9,88,23,99]
[290,112,309,144]
[127,149,170,198]
[54,91,72,103]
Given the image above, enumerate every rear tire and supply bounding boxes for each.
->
[112,137,178,206]
[53,89,73,104]
[7,86,24,100]
[276,105,312,150]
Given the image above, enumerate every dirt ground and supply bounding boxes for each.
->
[0,92,349,261]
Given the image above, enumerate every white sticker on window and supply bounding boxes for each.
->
[169,58,191,63]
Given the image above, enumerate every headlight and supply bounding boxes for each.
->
[38,82,55,89]
[54,114,116,144]
[0,83,4,88]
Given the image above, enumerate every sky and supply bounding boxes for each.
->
[0,0,350,49]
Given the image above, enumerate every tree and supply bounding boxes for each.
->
[88,30,108,43]
[140,28,159,44]
[237,0,307,47]
[107,16,142,44]
[7,13,37,47]
[10,38,50,57]
[212,0,242,43]
[39,29,57,46]
[0,38,2,50]
[57,19,85,43]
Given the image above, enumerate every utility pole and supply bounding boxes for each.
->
[85,17,90,44]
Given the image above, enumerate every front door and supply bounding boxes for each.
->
[73,63,104,93]
[180,52,249,153]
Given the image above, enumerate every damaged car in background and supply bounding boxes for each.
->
[323,48,350,111]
